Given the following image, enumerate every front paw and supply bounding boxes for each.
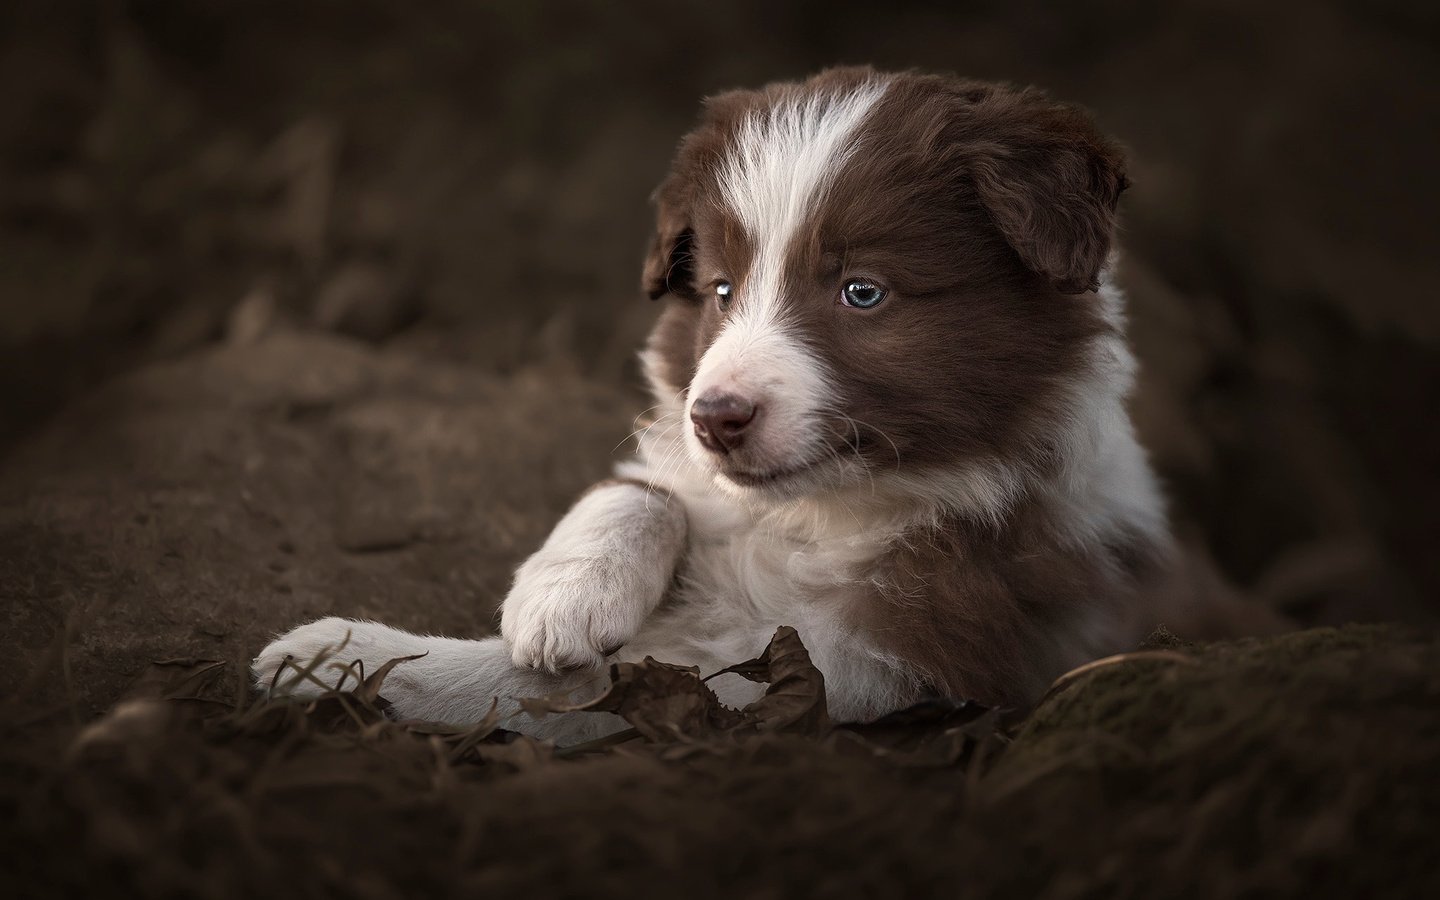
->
[253,617,400,699]
[500,557,646,673]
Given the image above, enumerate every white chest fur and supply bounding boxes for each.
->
[615,452,924,719]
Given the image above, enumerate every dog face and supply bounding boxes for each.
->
[641,68,1128,508]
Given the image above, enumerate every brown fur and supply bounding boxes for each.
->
[861,502,1166,708]
[641,68,1166,708]
[644,69,1125,480]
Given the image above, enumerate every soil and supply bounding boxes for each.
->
[5,621,1436,899]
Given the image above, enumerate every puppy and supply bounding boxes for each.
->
[254,68,1173,743]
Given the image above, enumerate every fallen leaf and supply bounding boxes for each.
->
[575,658,742,741]
[717,626,830,736]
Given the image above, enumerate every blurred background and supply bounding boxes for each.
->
[2,0,1437,630]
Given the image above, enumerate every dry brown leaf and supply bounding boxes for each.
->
[574,658,742,741]
[355,651,428,707]
[717,626,830,736]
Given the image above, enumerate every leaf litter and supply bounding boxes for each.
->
[5,625,1440,898]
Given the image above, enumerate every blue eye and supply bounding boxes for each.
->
[841,278,887,309]
[715,281,734,308]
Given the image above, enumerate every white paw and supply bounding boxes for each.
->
[499,480,686,674]
[500,554,648,673]
[253,617,415,703]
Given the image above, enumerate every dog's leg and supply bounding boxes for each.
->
[500,479,687,672]
[252,618,623,742]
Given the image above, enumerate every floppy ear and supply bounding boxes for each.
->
[641,183,695,301]
[642,88,766,301]
[964,92,1128,294]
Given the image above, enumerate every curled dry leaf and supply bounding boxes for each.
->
[551,626,831,743]
[574,658,742,741]
[355,651,428,707]
[712,625,830,737]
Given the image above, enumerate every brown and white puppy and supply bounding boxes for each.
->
[254,68,1172,741]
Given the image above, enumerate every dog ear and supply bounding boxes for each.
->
[641,181,696,301]
[642,88,766,301]
[962,90,1128,294]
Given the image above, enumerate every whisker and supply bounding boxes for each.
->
[818,441,865,529]
[644,420,687,502]
[835,415,879,499]
[614,411,677,454]
[835,412,902,473]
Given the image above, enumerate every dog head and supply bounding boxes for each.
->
[639,68,1130,516]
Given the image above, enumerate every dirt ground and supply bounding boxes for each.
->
[2,1,1439,896]
[7,620,1439,898]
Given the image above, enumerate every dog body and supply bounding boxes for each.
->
[255,68,1172,741]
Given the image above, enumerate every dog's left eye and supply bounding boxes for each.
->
[715,282,734,309]
[841,279,887,309]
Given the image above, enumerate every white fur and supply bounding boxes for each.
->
[685,316,833,490]
[614,500,924,720]
[1044,271,1169,550]
[687,79,890,491]
[718,77,889,329]
[500,481,687,671]
[252,617,623,742]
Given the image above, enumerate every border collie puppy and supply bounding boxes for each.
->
[255,67,1172,742]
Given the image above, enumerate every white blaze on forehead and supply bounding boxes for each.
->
[688,79,890,481]
[717,79,890,327]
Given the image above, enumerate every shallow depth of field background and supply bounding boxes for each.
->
[3,0,1438,640]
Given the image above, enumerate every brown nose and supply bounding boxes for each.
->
[690,392,757,454]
